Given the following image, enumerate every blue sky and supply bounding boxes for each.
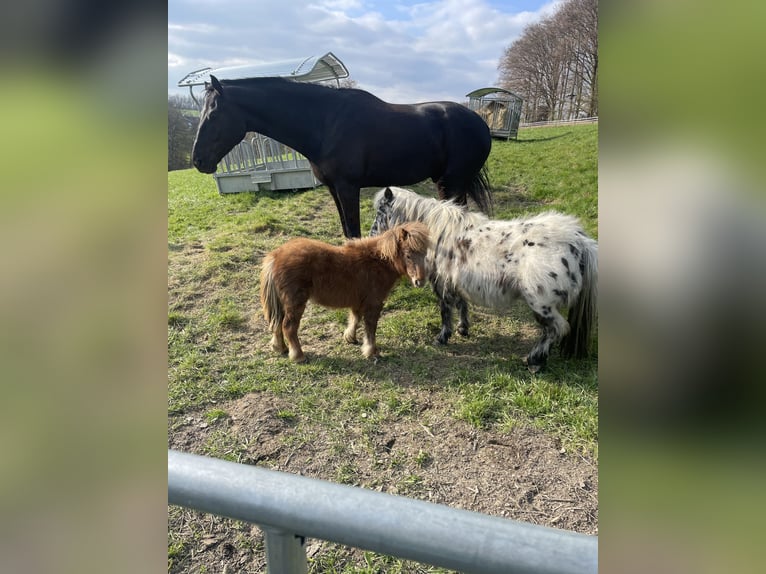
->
[168,0,561,103]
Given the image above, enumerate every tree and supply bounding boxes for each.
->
[498,0,598,122]
[168,95,198,171]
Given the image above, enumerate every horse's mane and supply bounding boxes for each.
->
[208,76,385,104]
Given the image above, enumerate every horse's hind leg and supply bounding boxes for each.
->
[282,303,307,363]
[344,309,360,344]
[270,329,288,355]
[524,307,569,373]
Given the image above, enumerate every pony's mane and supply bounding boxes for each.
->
[384,188,487,240]
[374,222,430,262]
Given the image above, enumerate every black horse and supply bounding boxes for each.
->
[192,76,492,238]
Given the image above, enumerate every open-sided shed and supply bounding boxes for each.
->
[178,53,349,194]
[466,87,523,140]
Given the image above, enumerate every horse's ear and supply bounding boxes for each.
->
[210,75,224,95]
[384,187,393,201]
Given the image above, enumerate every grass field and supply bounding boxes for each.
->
[168,123,598,572]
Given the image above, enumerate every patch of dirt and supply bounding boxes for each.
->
[168,391,597,572]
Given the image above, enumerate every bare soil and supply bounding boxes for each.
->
[168,389,597,572]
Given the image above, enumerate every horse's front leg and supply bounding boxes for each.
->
[361,305,383,360]
[434,289,454,345]
[333,182,362,238]
[344,309,360,344]
[456,295,470,337]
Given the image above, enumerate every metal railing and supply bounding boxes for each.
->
[217,135,312,175]
[519,117,598,129]
[168,449,597,574]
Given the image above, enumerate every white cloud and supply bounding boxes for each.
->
[168,0,558,101]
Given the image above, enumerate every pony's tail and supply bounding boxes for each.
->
[560,241,598,359]
[260,255,283,335]
[467,164,493,215]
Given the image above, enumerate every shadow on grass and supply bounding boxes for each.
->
[515,131,572,143]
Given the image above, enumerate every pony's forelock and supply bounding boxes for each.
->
[377,221,430,261]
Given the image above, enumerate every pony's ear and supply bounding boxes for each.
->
[384,187,393,201]
[210,75,224,95]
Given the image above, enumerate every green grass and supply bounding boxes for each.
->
[168,123,598,572]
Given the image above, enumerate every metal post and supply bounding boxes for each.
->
[263,528,308,574]
[169,449,597,574]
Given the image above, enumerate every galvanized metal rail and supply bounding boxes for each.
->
[168,449,597,574]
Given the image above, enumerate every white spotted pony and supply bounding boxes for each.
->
[370,187,598,372]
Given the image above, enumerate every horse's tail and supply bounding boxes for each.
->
[560,240,598,359]
[260,255,283,335]
[467,164,493,215]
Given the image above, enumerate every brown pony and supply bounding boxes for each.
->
[260,222,430,362]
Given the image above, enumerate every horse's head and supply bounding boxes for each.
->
[192,76,248,174]
[396,222,430,288]
[369,187,397,236]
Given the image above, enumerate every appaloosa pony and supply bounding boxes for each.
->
[370,187,598,372]
[192,76,492,238]
[260,221,430,362]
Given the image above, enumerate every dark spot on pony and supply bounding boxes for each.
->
[548,271,558,279]
[561,257,570,270]
[553,289,569,304]
[569,244,579,257]
[447,249,454,260]
[523,239,536,247]
[532,311,554,327]
[537,284,545,295]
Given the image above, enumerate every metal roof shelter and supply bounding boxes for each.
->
[178,53,349,194]
[466,87,523,140]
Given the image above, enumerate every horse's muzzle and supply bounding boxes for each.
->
[412,277,425,288]
[192,156,217,174]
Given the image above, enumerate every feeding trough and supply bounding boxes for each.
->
[178,53,349,194]
[466,87,523,140]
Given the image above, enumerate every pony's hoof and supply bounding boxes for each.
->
[433,335,449,346]
[457,326,469,338]
[290,354,307,363]
[522,355,544,374]
[344,334,359,345]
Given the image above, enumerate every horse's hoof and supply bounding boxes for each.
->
[290,354,307,363]
[522,356,544,374]
[434,335,449,346]
[457,326,469,338]
[344,334,359,345]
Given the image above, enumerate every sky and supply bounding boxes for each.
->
[168,0,561,104]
